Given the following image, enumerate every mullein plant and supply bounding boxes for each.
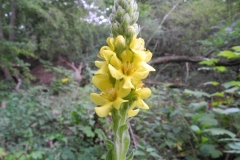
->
[90,0,155,159]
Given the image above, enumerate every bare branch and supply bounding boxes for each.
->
[149,56,203,65]
[146,2,179,47]
[14,73,22,92]
[149,55,240,66]
[64,60,84,84]
[129,124,138,150]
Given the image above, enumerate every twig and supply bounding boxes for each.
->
[64,60,84,84]
[1,101,6,109]
[146,2,179,47]
[14,73,22,92]
[129,123,138,150]
[154,63,172,81]
[185,62,189,83]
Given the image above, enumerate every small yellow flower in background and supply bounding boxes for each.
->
[61,78,70,83]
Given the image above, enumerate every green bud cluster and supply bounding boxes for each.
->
[110,0,139,39]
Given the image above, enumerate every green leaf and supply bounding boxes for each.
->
[203,81,219,86]
[228,142,240,150]
[118,124,128,140]
[218,50,240,59]
[198,67,212,71]
[126,150,134,160]
[199,59,219,66]
[191,125,200,132]
[224,87,239,93]
[222,81,240,88]
[184,89,210,98]
[134,150,145,156]
[232,46,240,52]
[200,144,222,158]
[189,102,208,111]
[105,139,114,150]
[197,115,218,126]
[214,66,227,72]
[0,148,7,158]
[30,151,45,159]
[213,108,240,115]
[82,126,95,137]
[203,128,236,138]
[219,138,240,142]
[211,92,224,97]
[201,136,209,143]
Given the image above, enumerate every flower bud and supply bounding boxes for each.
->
[127,26,136,37]
[131,12,139,24]
[115,35,126,51]
[122,13,131,27]
[116,6,125,18]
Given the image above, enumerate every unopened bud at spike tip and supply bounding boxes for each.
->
[115,35,126,50]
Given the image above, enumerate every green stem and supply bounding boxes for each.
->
[111,103,131,160]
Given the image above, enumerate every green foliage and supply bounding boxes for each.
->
[0,84,107,159]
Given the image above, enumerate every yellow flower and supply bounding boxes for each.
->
[127,82,152,117]
[108,48,155,89]
[61,78,70,83]
[90,81,131,117]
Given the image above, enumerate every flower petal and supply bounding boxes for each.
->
[145,50,153,62]
[113,97,128,110]
[131,70,149,80]
[95,61,105,68]
[139,62,155,71]
[128,108,139,117]
[136,99,149,110]
[95,102,113,117]
[107,37,115,51]
[110,54,122,69]
[90,93,108,105]
[100,49,115,61]
[121,50,133,62]
[137,88,151,99]
[92,75,113,90]
[95,64,109,75]
[123,76,134,89]
[108,64,123,80]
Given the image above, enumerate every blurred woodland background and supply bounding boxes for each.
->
[0,0,240,159]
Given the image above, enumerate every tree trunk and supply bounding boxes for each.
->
[0,1,13,80]
[0,5,4,40]
[0,0,17,80]
[9,0,16,41]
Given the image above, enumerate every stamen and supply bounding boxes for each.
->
[123,61,134,75]
[97,53,104,60]
[100,88,117,101]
